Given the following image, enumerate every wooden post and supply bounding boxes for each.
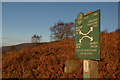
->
[83,59,98,79]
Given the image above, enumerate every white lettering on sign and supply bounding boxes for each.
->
[90,42,98,44]
[93,18,97,21]
[79,25,82,28]
[91,45,98,48]
[93,12,97,16]
[84,16,89,19]
[94,21,97,24]
[88,20,93,23]
[84,60,89,72]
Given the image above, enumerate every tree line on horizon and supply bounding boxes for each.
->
[31,21,75,43]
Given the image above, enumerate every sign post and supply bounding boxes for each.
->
[83,59,98,79]
[75,10,100,79]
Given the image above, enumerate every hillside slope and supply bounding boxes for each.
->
[2,30,120,79]
[2,42,51,54]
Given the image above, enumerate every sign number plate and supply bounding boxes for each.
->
[84,60,89,72]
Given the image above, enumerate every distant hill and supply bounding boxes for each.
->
[2,42,51,54]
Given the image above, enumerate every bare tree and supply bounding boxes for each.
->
[50,21,75,41]
[31,35,42,43]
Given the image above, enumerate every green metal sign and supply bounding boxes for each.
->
[75,10,100,60]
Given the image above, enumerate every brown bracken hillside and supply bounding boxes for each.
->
[2,30,120,79]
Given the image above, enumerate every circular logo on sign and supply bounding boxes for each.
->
[77,12,84,25]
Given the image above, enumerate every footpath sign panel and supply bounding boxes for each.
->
[75,10,100,60]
